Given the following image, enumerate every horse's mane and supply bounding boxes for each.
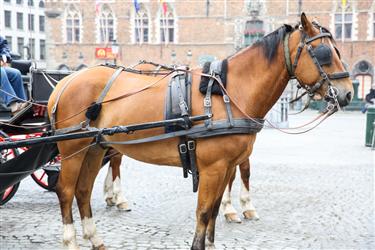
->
[252,24,295,63]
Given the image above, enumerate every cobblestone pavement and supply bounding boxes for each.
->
[0,111,374,250]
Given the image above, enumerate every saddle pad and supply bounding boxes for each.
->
[164,71,192,133]
[199,59,228,96]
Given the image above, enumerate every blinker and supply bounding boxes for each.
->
[313,44,332,66]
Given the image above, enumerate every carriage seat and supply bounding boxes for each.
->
[10,60,32,76]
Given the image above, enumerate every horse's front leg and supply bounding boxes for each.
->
[239,159,259,220]
[220,167,241,223]
[206,165,236,249]
[191,162,228,250]
[103,151,130,211]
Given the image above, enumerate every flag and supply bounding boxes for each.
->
[341,0,347,8]
[160,0,168,15]
[134,0,140,13]
[95,0,101,15]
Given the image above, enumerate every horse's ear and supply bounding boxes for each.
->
[301,12,314,35]
[284,24,293,32]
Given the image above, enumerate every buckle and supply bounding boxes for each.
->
[223,95,230,103]
[179,144,187,154]
[204,97,211,107]
[187,141,195,151]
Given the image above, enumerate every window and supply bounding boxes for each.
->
[28,14,34,31]
[39,40,45,60]
[29,38,35,59]
[65,8,81,43]
[160,10,175,43]
[17,13,23,30]
[4,11,11,28]
[334,1,353,40]
[16,0,23,4]
[134,6,149,44]
[39,16,45,32]
[17,37,24,58]
[5,36,12,51]
[244,19,264,46]
[39,0,44,8]
[4,0,11,3]
[28,0,33,6]
[98,4,115,43]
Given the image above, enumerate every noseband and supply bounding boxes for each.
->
[283,24,350,105]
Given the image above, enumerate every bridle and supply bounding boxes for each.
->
[283,23,350,109]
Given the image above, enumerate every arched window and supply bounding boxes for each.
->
[159,3,175,44]
[38,0,44,8]
[134,5,149,44]
[97,4,116,43]
[334,1,353,40]
[65,5,82,43]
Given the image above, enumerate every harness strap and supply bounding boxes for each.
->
[187,140,199,192]
[85,67,124,126]
[99,118,264,146]
[178,137,189,178]
[204,78,214,129]
[51,69,89,132]
[283,32,293,77]
[305,32,332,43]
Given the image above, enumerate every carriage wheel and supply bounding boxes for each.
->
[0,131,20,205]
[31,156,60,191]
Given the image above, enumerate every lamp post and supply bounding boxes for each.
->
[111,40,119,65]
[186,49,193,66]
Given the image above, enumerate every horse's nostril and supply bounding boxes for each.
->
[346,91,352,101]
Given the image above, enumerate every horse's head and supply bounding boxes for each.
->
[286,13,353,108]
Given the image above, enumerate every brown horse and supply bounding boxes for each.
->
[48,14,353,250]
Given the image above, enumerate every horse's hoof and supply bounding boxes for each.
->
[64,242,80,250]
[92,244,106,250]
[243,210,259,220]
[117,202,131,211]
[105,198,115,207]
[224,213,242,223]
[206,242,216,250]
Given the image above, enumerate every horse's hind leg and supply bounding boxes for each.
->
[239,159,259,220]
[191,162,228,250]
[103,151,130,211]
[75,146,107,250]
[220,166,241,223]
[206,165,236,249]
[56,147,88,250]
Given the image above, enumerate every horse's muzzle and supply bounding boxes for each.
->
[337,89,353,107]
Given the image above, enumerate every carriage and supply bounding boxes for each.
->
[0,60,70,204]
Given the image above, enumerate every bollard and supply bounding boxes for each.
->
[365,106,375,147]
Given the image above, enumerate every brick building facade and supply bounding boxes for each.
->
[44,0,375,99]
